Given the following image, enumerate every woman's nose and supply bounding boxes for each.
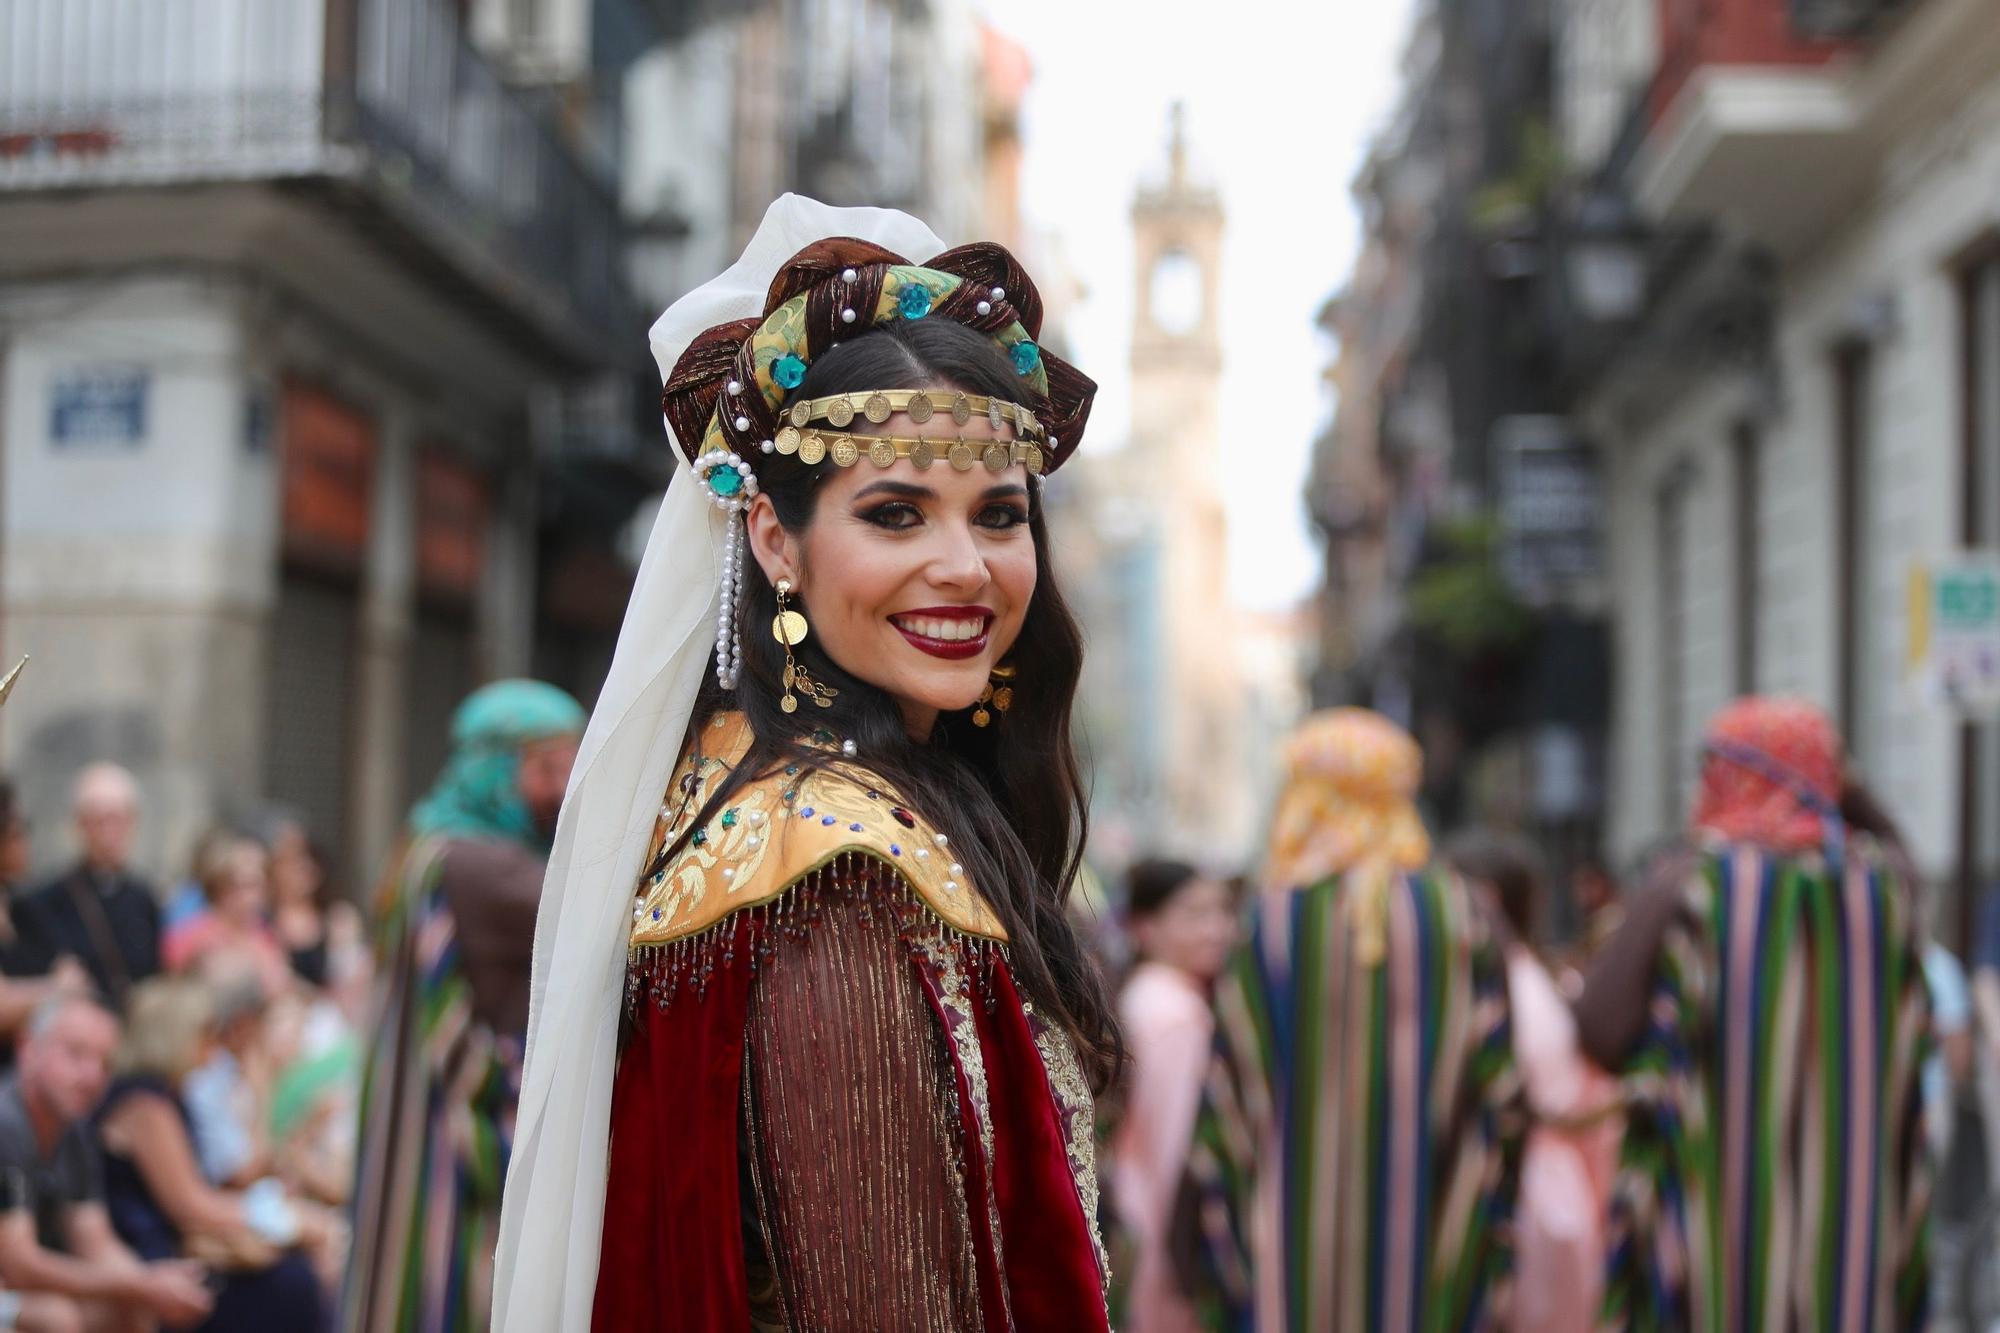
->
[928,525,989,588]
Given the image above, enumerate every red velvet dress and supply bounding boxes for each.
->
[592,716,1108,1332]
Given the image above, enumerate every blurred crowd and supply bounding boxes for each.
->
[0,678,582,1333]
[0,765,365,1332]
[1093,697,1969,1332]
[0,681,1983,1331]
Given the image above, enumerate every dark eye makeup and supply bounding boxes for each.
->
[852,491,1031,532]
[858,501,924,530]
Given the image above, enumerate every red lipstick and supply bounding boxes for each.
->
[889,606,993,661]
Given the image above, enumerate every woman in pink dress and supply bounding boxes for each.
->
[1447,831,1621,1333]
[1110,859,1238,1332]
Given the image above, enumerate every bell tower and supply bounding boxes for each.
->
[1131,103,1224,482]
[1126,105,1243,854]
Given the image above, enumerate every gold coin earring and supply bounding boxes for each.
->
[772,579,837,713]
[972,662,1019,727]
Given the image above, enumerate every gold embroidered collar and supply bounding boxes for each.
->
[629,712,1008,949]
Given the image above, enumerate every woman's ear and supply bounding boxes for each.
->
[745,494,797,589]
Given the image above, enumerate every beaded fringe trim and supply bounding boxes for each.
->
[627,850,1009,1013]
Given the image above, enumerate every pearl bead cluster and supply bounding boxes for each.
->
[695,446,759,692]
[724,378,782,457]
[975,286,1005,318]
[840,267,860,327]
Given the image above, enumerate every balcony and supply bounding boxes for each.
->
[0,0,627,366]
[1629,0,2000,260]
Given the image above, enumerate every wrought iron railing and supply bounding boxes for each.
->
[0,0,329,182]
[0,0,624,345]
[1790,0,1907,38]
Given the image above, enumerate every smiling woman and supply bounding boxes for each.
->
[744,320,1047,738]
[494,198,1121,1333]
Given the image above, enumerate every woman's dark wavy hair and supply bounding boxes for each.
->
[673,318,1121,1090]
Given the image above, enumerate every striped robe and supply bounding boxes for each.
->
[1185,869,1523,1333]
[1601,842,1931,1332]
[345,838,521,1333]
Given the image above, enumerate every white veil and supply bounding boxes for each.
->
[491,195,948,1330]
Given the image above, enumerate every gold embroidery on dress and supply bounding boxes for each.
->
[914,934,1012,1329]
[1025,1002,1111,1291]
[629,713,1007,952]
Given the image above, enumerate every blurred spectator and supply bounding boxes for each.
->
[1567,852,1621,957]
[163,841,288,1000]
[0,993,213,1329]
[93,978,327,1331]
[1108,858,1236,1333]
[1971,884,2000,1209]
[346,680,583,1333]
[0,778,31,971]
[1448,829,1619,1333]
[1924,934,1973,1130]
[180,965,272,1192]
[1179,710,1520,1331]
[1577,701,1929,1327]
[259,997,357,1212]
[13,766,161,1012]
[160,831,236,973]
[267,832,368,1021]
[1924,937,1985,1207]
[0,782,89,1054]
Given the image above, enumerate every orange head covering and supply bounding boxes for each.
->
[1691,696,1844,854]
[1265,709,1431,965]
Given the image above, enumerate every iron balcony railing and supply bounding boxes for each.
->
[0,0,624,356]
[1791,0,1908,38]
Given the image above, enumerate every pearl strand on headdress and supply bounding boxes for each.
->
[716,517,744,690]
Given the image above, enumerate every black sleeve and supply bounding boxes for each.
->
[0,1164,27,1216]
[0,1116,39,1218]
[56,1126,101,1208]
[129,885,162,982]
[4,890,58,980]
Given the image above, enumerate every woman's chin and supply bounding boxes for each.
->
[883,667,991,716]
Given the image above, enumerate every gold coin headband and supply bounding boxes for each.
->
[771,430,1046,475]
[778,390,1047,441]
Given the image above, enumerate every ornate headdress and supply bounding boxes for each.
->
[658,236,1096,690]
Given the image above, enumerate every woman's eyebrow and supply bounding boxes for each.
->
[851,480,938,502]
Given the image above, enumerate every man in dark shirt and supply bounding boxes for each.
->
[12,766,161,1012]
[0,993,210,1328]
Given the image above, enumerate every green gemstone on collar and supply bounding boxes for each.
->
[691,828,707,846]
[721,808,739,829]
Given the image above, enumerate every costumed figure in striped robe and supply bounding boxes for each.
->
[344,680,585,1333]
[1184,708,1524,1333]
[1576,696,1931,1331]
[490,197,1121,1331]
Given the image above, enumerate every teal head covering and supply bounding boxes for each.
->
[409,679,587,849]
